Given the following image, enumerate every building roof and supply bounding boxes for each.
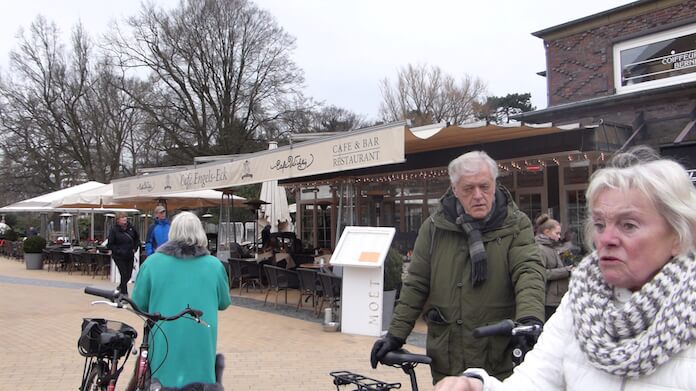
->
[532,0,658,38]
[513,80,696,124]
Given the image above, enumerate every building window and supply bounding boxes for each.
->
[518,193,542,222]
[517,170,544,188]
[498,173,514,189]
[563,166,589,185]
[614,23,696,94]
[566,189,587,252]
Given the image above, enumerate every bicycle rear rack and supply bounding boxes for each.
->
[330,370,402,391]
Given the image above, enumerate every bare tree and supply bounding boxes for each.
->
[379,64,487,126]
[107,0,305,162]
[263,100,367,145]
[312,105,367,132]
[0,16,136,197]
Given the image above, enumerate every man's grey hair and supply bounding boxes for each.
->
[168,211,208,248]
[584,145,696,256]
[154,205,166,214]
[448,151,499,184]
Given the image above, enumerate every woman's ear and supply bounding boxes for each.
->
[670,234,681,257]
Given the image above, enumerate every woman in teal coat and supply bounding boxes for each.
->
[132,211,231,388]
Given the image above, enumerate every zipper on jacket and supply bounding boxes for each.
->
[620,376,627,391]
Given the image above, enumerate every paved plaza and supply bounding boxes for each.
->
[0,257,432,391]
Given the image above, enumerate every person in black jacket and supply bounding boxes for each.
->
[106,212,140,295]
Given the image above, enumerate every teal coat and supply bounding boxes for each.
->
[389,186,545,383]
[132,242,231,387]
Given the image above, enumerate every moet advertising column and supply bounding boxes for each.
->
[330,226,395,337]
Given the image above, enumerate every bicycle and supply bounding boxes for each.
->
[78,286,209,391]
[472,319,542,367]
[331,348,432,391]
[330,319,542,391]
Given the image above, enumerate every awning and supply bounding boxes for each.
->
[113,123,406,198]
[405,122,579,154]
[111,121,597,198]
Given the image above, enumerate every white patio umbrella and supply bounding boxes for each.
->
[116,189,246,211]
[1,181,105,210]
[0,181,138,239]
[54,184,245,211]
[50,183,136,209]
[259,141,292,233]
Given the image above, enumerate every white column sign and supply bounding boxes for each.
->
[329,226,395,337]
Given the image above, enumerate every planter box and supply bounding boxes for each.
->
[24,253,44,270]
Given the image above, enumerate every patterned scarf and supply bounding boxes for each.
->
[568,251,696,377]
[454,193,506,286]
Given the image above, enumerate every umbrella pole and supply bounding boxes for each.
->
[90,210,95,241]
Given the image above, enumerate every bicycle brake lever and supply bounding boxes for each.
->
[189,316,210,328]
[511,325,542,335]
[91,300,118,307]
[196,318,210,328]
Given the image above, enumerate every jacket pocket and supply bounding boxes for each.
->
[423,307,448,325]
[426,322,451,376]
[483,331,514,379]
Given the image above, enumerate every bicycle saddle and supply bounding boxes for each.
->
[381,348,432,366]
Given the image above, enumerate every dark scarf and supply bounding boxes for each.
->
[453,188,508,286]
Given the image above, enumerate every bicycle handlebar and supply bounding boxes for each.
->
[472,319,516,338]
[472,319,542,338]
[84,286,206,326]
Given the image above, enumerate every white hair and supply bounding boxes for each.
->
[584,146,696,256]
[168,211,208,248]
[448,150,499,184]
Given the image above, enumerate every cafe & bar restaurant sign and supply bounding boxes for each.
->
[112,124,406,198]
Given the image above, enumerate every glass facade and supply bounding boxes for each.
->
[566,189,587,251]
[518,193,542,222]
[294,154,605,254]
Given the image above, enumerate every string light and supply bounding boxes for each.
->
[289,152,611,188]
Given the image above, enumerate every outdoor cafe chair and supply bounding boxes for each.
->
[263,264,299,307]
[317,271,342,316]
[219,259,233,288]
[229,258,263,295]
[296,268,323,315]
[92,251,111,279]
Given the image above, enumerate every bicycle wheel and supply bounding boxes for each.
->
[82,361,108,391]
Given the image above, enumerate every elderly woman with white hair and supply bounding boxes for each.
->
[132,211,231,389]
[434,145,696,390]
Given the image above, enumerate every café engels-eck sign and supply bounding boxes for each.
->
[113,124,406,198]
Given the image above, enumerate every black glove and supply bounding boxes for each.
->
[370,333,404,368]
[515,316,544,346]
[508,317,543,366]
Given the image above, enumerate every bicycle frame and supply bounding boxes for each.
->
[82,286,207,391]
[133,319,154,391]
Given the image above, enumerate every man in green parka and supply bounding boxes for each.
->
[370,150,545,384]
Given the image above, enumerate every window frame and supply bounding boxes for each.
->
[613,23,696,94]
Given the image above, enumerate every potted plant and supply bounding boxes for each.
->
[23,235,47,270]
[382,246,404,330]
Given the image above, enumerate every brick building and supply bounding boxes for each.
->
[518,0,696,167]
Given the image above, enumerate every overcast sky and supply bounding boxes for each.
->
[1,0,632,121]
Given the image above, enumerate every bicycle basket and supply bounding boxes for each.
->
[78,318,137,358]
